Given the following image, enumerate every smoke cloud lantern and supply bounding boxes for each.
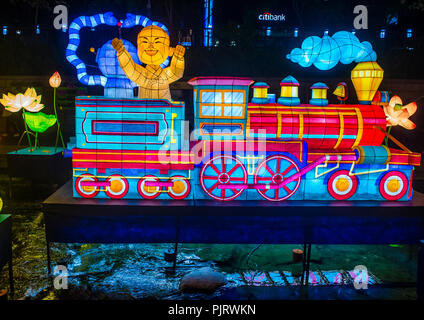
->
[287,31,384,105]
[286,31,377,71]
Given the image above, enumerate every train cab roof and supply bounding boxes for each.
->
[188,76,253,87]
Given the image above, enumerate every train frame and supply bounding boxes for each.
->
[69,77,421,202]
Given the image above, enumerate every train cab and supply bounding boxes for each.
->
[188,77,253,140]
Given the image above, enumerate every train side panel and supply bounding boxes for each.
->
[73,96,193,200]
[75,97,188,151]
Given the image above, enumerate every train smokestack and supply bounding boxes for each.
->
[251,82,270,104]
[351,61,384,104]
[278,75,300,106]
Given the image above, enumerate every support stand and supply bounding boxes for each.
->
[42,182,424,299]
[173,217,180,271]
[0,215,13,298]
[164,216,180,273]
[8,176,12,200]
[418,240,424,300]
[46,241,51,275]
[8,244,13,298]
[300,243,312,299]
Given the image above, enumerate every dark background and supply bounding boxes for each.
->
[1,0,424,153]
[0,0,424,78]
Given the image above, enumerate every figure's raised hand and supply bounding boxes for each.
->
[112,38,124,53]
[173,45,185,59]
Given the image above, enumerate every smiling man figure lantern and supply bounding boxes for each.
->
[112,25,185,100]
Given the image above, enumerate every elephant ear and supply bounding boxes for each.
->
[24,112,57,133]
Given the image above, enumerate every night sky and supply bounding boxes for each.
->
[1,0,424,77]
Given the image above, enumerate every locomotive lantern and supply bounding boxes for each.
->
[66,17,421,202]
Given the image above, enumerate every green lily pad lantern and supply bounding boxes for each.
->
[24,112,57,133]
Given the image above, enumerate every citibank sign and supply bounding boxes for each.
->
[258,12,286,22]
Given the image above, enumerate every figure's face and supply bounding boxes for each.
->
[137,26,170,66]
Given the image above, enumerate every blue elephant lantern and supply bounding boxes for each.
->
[66,12,169,98]
[96,40,140,98]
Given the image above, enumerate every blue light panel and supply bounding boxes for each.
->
[204,0,213,47]
[266,27,271,37]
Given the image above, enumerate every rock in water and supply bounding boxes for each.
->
[179,267,227,292]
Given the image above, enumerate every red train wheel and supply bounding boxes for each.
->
[168,176,191,200]
[254,155,301,201]
[379,171,408,201]
[75,174,100,199]
[200,154,247,201]
[327,170,358,200]
[105,175,129,199]
[138,175,161,200]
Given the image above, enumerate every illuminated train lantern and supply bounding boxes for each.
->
[67,23,421,201]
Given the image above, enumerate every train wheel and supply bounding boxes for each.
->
[254,155,301,201]
[379,171,408,201]
[168,176,191,200]
[200,154,247,201]
[327,170,358,200]
[138,175,161,200]
[105,175,129,199]
[75,174,100,199]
